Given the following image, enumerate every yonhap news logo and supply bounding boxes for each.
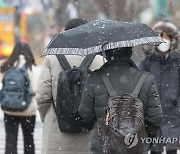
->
[124,133,138,148]
[124,133,180,148]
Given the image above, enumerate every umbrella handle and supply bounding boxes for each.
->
[101,42,109,63]
[101,41,109,51]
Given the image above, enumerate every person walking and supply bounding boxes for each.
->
[36,18,104,154]
[139,21,180,154]
[0,41,38,154]
[78,47,163,154]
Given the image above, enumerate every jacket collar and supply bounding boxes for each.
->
[102,58,138,69]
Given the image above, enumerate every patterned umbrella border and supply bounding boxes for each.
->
[42,36,164,56]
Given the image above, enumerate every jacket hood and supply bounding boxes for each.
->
[143,21,180,55]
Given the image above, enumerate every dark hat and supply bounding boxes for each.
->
[105,47,132,61]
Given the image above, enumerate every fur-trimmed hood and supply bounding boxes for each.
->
[143,21,180,55]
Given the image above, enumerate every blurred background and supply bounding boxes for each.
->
[0,1,179,153]
[0,0,179,64]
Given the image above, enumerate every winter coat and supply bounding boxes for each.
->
[139,52,180,151]
[78,59,163,154]
[36,55,104,154]
[138,20,180,151]
[2,55,39,116]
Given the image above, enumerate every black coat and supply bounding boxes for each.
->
[79,59,163,154]
[139,53,180,151]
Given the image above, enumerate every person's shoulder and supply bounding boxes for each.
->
[139,71,154,86]
[30,65,41,73]
[89,55,104,71]
[44,55,57,61]
[42,55,58,66]
[65,55,84,61]
[132,70,154,96]
[93,55,104,61]
[170,51,180,60]
[142,54,153,61]
[27,64,41,79]
[138,54,153,67]
[87,67,101,80]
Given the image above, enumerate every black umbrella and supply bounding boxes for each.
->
[42,20,164,56]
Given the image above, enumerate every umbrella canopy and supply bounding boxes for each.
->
[42,19,164,56]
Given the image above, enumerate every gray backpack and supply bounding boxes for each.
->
[0,66,34,111]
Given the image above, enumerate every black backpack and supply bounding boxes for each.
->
[53,54,96,133]
[0,66,34,111]
[98,70,149,154]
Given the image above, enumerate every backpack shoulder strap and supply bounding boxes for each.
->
[132,72,149,98]
[20,65,30,86]
[56,55,71,70]
[79,54,96,70]
[99,70,116,96]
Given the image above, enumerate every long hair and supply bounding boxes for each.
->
[0,42,36,73]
